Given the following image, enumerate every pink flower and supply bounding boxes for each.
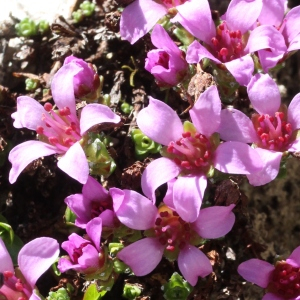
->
[120,0,190,44]
[9,58,120,184]
[137,85,263,222]
[0,237,59,300]
[218,73,300,186]
[145,24,188,87]
[110,187,235,286]
[238,245,300,300]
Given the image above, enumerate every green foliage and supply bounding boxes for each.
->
[72,1,96,23]
[120,102,133,114]
[47,288,70,300]
[25,78,39,91]
[83,284,107,300]
[15,18,49,37]
[122,283,142,299]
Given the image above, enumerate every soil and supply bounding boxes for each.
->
[1,0,300,299]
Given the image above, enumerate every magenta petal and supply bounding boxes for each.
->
[57,142,89,184]
[214,141,263,175]
[86,217,102,251]
[78,244,100,270]
[163,179,176,209]
[189,86,221,137]
[178,245,212,286]
[173,176,207,223]
[58,257,79,273]
[238,259,274,288]
[99,210,115,228]
[282,6,300,44]
[247,73,281,115]
[286,246,300,268]
[257,48,285,72]
[12,96,45,130]
[246,148,282,186]
[288,33,300,52]
[0,238,14,272]
[9,141,58,184]
[120,0,167,44]
[110,188,157,230]
[288,139,300,152]
[80,104,120,135]
[18,237,59,288]
[141,157,181,201]
[137,97,183,145]
[258,0,285,27]
[288,93,300,130]
[224,56,254,86]
[219,108,258,143]
[65,194,89,228]
[192,205,235,239]
[262,293,284,300]
[226,0,263,33]
[82,176,109,203]
[117,238,164,276]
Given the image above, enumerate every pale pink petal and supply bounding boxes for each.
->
[12,96,45,130]
[258,0,285,27]
[189,86,221,137]
[141,157,181,201]
[9,141,58,184]
[86,217,102,251]
[80,104,120,135]
[137,97,183,145]
[0,238,14,272]
[287,93,300,130]
[219,108,258,143]
[163,179,176,209]
[286,246,300,268]
[82,176,109,202]
[117,238,165,276]
[288,139,300,152]
[214,141,263,175]
[178,245,212,286]
[120,0,167,44]
[288,33,300,52]
[57,142,89,184]
[172,0,215,45]
[173,175,207,223]
[247,73,281,115]
[262,293,285,300]
[226,0,263,33]
[257,48,285,72]
[110,188,157,230]
[224,55,254,86]
[246,148,282,186]
[18,237,59,288]
[282,6,300,44]
[238,259,274,288]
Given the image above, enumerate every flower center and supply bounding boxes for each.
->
[72,242,90,264]
[267,261,300,299]
[252,111,293,151]
[210,22,244,63]
[161,0,187,9]
[36,103,81,153]
[157,51,170,69]
[91,200,113,219]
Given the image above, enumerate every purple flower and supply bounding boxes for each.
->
[137,85,263,222]
[120,0,190,44]
[0,237,59,300]
[110,187,235,286]
[9,58,120,184]
[238,245,300,300]
[145,24,188,87]
[58,217,104,274]
[218,73,300,186]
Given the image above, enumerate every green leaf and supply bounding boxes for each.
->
[83,284,106,300]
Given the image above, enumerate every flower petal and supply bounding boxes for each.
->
[163,179,176,209]
[247,73,281,115]
[286,246,300,268]
[86,217,102,251]
[192,205,235,238]
[257,48,285,72]
[282,6,300,44]
[137,97,183,145]
[117,238,164,276]
[238,259,274,288]
[258,0,286,27]
[214,141,263,175]
[82,176,109,203]
[178,245,212,286]
[141,157,181,201]
[189,85,221,137]
[57,142,89,184]
[173,175,207,223]
[287,93,300,130]
[80,104,120,135]
[0,238,14,273]
[262,293,284,300]
[9,141,58,184]
[18,237,59,288]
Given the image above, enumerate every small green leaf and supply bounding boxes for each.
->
[83,284,106,300]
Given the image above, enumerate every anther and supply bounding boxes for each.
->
[182,131,191,138]
[44,102,53,112]
[36,126,44,134]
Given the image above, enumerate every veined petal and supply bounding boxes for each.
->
[120,0,167,44]
[189,86,221,137]
[219,108,258,143]
[286,246,300,268]
[82,176,109,203]
[238,259,274,288]
[12,96,45,130]
[287,93,300,130]
[173,175,207,223]
[247,73,281,115]
[246,148,282,186]
[0,238,14,273]
[178,245,212,286]
[214,141,263,175]
[9,141,58,184]
[80,104,120,135]
[192,204,235,239]
[117,238,165,276]
[18,237,59,288]
[86,217,102,251]
[258,0,286,27]
[137,97,183,145]
[141,157,181,201]
[110,188,157,230]
[57,142,89,184]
